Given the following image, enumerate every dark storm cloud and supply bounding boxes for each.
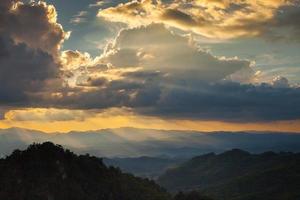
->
[0,0,15,10]
[134,81,300,122]
[161,9,199,26]
[46,69,163,110]
[124,70,162,80]
[77,77,108,87]
[276,5,300,27]
[271,4,300,41]
[96,73,300,122]
[0,35,59,105]
[43,67,300,122]
[0,0,65,105]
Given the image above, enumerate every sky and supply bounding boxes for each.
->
[0,0,300,133]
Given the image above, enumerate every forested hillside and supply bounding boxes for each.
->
[0,142,171,200]
[158,149,300,200]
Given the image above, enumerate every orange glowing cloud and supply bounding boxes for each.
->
[0,108,300,133]
[98,0,298,39]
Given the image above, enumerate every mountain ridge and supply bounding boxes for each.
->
[158,149,300,200]
[2,126,300,135]
[0,142,171,200]
[1,127,300,158]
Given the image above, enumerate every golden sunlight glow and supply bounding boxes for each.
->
[0,108,299,133]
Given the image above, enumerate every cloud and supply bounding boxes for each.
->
[66,72,300,122]
[271,3,300,41]
[132,80,300,122]
[70,11,88,25]
[272,76,290,88]
[0,35,60,105]
[0,0,15,11]
[89,1,108,8]
[30,23,300,122]
[4,108,93,122]
[61,50,92,70]
[0,0,69,56]
[99,24,252,82]
[97,0,300,40]
[1,1,300,124]
[0,0,66,105]
[0,108,7,120]
[77,25,300,121]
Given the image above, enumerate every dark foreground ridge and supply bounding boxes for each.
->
[0,142,172,200]
[0,142,212,200]
[158,149,300,200]
[2,142,299,200]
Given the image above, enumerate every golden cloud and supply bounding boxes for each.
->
[61,50,93,70]
[97,0,298,39]
[4,108,92,122]
[2,0,70,57]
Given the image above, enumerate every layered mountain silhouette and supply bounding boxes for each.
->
[1,142,299,200]
[104,157,186,179]
[1,127,300,158]
[0,142,171,200]
[158,149,300,200]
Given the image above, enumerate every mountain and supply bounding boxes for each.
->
[1,127,300,158]
[104,157,186,179]
[0,142,171,200]
[157,149,300,200]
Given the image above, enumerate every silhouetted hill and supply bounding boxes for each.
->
[0,142,171,200]
[158,149,300,200]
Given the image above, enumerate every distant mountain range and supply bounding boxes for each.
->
[104,157,186,179]
[157,149,300,200]
[1,127,300,158]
